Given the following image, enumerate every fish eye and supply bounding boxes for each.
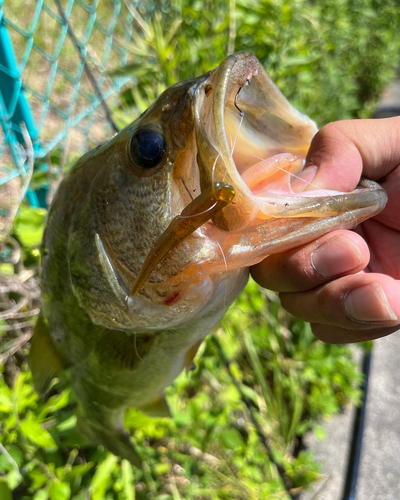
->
[129,129,166,170]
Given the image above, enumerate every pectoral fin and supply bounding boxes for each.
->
[29,315,67,397]
[138,395,171,418]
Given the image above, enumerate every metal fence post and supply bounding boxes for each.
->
[0,8,40,206]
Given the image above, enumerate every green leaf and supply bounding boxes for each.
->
[314,424,327,441]
[153,462,170,476]
[38,389,71,419]
[121,460,135,500]
[33,490,50,500]
[0,383,12,413]
[29,467,50,490]
[63,463,93,483]
[13,204,47,247]
[0,263,14,275]
[71,491,88,500]
[0,479,12,500]
[0,445,23,472]
[220,428,244,450]
[19,418,57,449]
[55,415,77,432]
[4,414,18,433]
[90,454,118,500]
[5,469,22,490]
[30,168,50,191]
[239,385,259,406]
[280,55,321,75]
[13,372,38,414]
[49,480,71,500]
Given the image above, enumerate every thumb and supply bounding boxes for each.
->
[304,117,400,192]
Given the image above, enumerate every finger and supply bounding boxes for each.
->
[279,273,400,332]
[310,322,400,344]
[251,230,369,292]
[359,218,400,277]
[303,117,400,192]
[373,165,400,231]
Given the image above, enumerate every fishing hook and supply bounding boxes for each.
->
[234,86,244,117]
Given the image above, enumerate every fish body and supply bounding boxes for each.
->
[29,52,387,464]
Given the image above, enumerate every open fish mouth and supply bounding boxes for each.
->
[130,52,387,295]
[193,51,387,232]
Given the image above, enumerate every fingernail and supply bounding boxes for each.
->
[345,283,398,322]
[291,165,317,192]
[311,236,364,278]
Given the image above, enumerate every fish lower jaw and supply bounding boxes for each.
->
[232,152,388,224]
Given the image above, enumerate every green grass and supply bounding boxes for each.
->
[0,279,362,499]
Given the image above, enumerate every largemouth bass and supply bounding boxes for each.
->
[29,52,387,465]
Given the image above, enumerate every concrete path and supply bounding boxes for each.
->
[301,335,400,500]
[374,67,400,116]
[299,75,400,500]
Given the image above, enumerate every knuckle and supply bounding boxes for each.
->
[290,246,315,280]
[314,285,339,325]
[278,291,296,315]
[279,291,309,321]
[317,121,341,139]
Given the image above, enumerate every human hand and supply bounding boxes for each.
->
[251,117,400,343]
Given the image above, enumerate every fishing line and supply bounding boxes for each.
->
[223,98,348,215]
[136,111,239,254]
[225,108,347,221]
[231,147,346,214]
[175,200,218,219]
[64,321,156,376]
[222,299,258,340]
[222,309,247,340]
[224,104,346,219]
[133,332,152,367]
[232,148,326,194]
[213,101,244,189]
[221,313,235,339]
[223,304,257,339]
[215,240,230,322]
[224,102,244,158]
[230,108,244,157]
[211,86,244,186]
[211,152,221,191]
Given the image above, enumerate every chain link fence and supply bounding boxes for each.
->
[0,0,151,209]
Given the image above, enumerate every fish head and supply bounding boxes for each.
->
[62,52,386,331]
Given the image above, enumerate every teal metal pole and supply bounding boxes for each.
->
[0,9,40,206]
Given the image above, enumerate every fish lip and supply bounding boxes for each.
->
[194,52,387,231]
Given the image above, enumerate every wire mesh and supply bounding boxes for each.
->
[0,0,145,207]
